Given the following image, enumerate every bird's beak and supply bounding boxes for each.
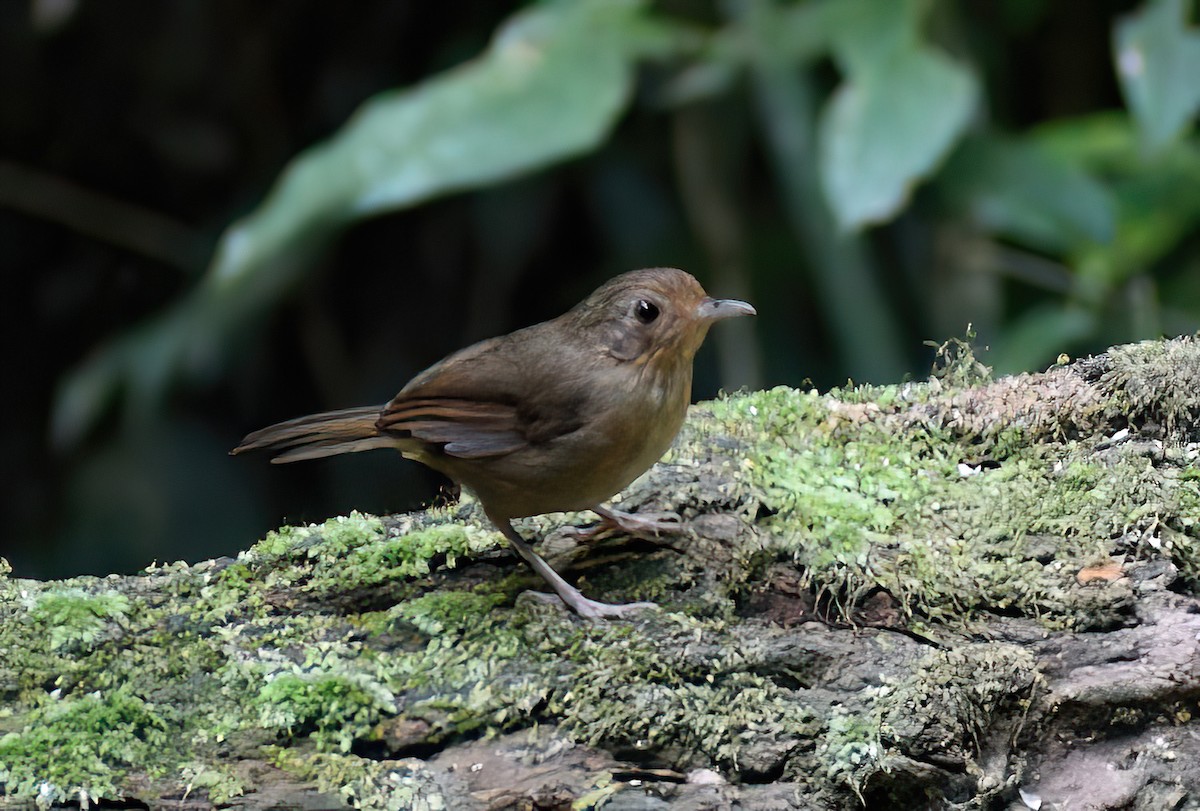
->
[696,297,756,322]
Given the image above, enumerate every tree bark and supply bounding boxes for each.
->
[3,337,1199,811]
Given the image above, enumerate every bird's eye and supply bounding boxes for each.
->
[634,300,660,324]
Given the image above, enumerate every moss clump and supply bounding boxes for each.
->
[806,644,1038,802]
[927,332,994,390]
[1162,469,1200,588]
[230,511,501,600]
[389,590,508,637]
[875,644,1038,760]
[29,588,131,652]
[702,378,1193,628]
[372,601,541,740]
[706,386,954,613]
[816,708,884,798]
[563,668,818,772]
[336,523,499,590]
[251,512,384,560]
[530,612,820,773]
[884,452,1151,627]
[256,672,397,752]
[0,685,169,806]
[709,386,952,551]
[271,749,448,811]
[1101,335,1200,440]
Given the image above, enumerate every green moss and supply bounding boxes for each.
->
[807,643,1038,800]
[530,613,819,771]
[1164,472,1200,588]
[709,387,953,557]
[231,511,501,600]
[271,749,449,811]
[707,386,955,612]
[176,764,246,806]
[372,606,542,740]
[1102,336,1200,440]
[5,339,1200,805]
[390,590,507,637]
[987,424,1032,460]
[875,644,1038,756]
[251,512,383,560]
[0,685,170,806]
[29,588,132,652]
[337,523,498,589]
[251,523,316,559]
[256,672,396,752]
[703,380,1189,628]
[927,332,994,390]
[882,453,1148,627]
[816,708,883,797]
[563,668,818,771]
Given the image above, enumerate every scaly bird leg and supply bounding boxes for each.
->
[490,516,657,619]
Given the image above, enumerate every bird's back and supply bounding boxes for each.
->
[382,313,691,519]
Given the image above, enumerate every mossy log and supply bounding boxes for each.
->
[4,337,1200,810]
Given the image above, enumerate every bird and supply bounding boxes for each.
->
[232,267,755,618]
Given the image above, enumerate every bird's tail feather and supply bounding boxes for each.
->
[231,406,393,463]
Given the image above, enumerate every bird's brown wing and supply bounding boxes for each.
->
[376,331,586,460]
[377,397,527,458]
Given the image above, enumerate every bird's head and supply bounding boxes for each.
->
[571,268,756,367]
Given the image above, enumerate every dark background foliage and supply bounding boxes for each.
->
[3,0,1197,578]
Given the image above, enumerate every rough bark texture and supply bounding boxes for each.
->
[3,337,1200,811]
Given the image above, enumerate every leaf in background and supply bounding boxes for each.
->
[1035,113,1200,286]
[938,134,1116,254]
[819,45,978,230]
[52,0,657,448]
[1113,0,1200,153]
[742,0,909,383]
[990,306,1097,376]
[823,0,921,73]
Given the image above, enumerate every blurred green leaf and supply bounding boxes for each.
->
[819,45,977,230]
[749,0,838,66]
[990,306,1097,376]
[1113,0,1200,152]
[211,0,664,292]
[824,0,923,73]
[1032,111,1139,164]
[1077,139,1200,286]
[938,134,1116,254]
[1036,113,1200,286]
[743,0,909,383]
[52,0,662,448]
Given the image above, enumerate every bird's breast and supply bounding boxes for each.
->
[446,360,692,519]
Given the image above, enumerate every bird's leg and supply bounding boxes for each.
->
[491,516,657,619]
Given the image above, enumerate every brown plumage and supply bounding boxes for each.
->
[233,267,755,618]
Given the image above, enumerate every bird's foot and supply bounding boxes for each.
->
[493,514,662,620]
[519,590,660,619]
[567,505,685,543]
